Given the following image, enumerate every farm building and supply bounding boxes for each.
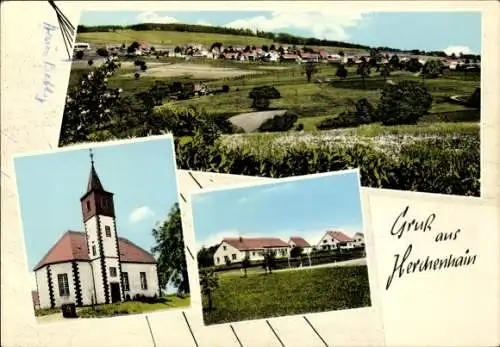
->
[213,237,290,266]
[288,236,313,254]
[317,230,355,251]
[33,152,160,309]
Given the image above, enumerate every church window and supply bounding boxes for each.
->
[86,201,91,211]
[57,273,70,297]
[122,272,130,291]
[140,272,148,290]
[110,267,117,277]
[92,245,96,256]
[105,225,111,237]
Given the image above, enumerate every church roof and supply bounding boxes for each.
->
[33,231,156,271]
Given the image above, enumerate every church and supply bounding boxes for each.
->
[33,150,160,309]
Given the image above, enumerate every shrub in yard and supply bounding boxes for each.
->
[315,98,376,130]
[248,86,281,110]
[405,58,423,73]
[377,80,433,125]
[422,59,441,78]
[258,111,298,132]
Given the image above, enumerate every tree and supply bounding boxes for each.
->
[197,246,214,268]
[248,86,281,110]
[96,48,109,57]
[87,59,94,66]
[338,50,345,57]
[134,72,140,79]
[290,246,303,258]
[210,42,222,52]
[377,80,433,125]
[241,255,251,277]
[336,64,348,79]
[380,64,390,80]
[174,46,182,54]
[422,59,441,79]
[356,61,371,89]
[304,62,318,83]
[127,41,141,54]
[405,58,423,73]
[263,250,276,274]
[151,203,190,295]
[270,44,276,51]
[74,50,85,60]
[199,268,219,311]
[389,55,400,70]
[262,45,269,52]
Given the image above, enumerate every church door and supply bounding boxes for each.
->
[110,282,121,303]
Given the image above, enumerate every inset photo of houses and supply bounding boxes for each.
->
[13,135,190,323]
[191,169,372,326]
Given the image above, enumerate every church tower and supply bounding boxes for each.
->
[80,149,123,304]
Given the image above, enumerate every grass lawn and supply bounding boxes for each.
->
[78,294,190,318]
[36,294,190,319]
[202,265,371,325]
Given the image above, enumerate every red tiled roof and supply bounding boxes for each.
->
[282,54,299,59]
[222,237,288,251]
[289,236,311,248]
[33,231,156,271]
[327,230,353,242]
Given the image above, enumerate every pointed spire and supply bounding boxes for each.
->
[86,149,104,193]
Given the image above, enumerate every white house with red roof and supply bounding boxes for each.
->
[288,236,313,254]
[33,152,160,309]
[317,230,355,251]
[213,236,290,266]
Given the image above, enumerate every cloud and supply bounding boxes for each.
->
[224,10,366,41]
[129,206,154,223]
[443,45,474,56]
[136,11,179,24]
[196,229,242,252]
[196,19,212,26]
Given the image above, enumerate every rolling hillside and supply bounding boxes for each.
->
[76,30,367,53]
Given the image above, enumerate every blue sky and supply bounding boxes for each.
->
[191,170,364,251]
[14,137,181,292]
[79,10,481,55]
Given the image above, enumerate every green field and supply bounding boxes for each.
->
[202,265,371,325]
[76,30,367,54]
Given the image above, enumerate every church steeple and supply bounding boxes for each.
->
[80,149,115,223]
[87,149,104,193]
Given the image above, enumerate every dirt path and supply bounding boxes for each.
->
[229,110,287,132]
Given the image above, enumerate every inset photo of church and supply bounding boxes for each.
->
[14,135,191,323]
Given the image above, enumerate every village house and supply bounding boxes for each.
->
[288,236,312,254]
[352,232,365,247]
[317,230,355,251]
[33,151,160,309]
[213,237,290,266]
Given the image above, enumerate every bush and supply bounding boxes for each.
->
[295,123,304,131]
[134,72,140,79]
[96,48,109,57]
[377,80,433,125]
[258,111,298,132]
[422,60,441,78]
[222,85,230,93]
[87,59,94,66]
[74,50,85,60]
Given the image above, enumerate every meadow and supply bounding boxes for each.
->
[76,30,367,54]
[201,265,371,325]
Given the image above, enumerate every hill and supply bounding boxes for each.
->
[76,23,372,53]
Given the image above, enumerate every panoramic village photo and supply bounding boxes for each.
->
[190,169,371,325]
[59,10,481,197]
[14,136,190,323]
